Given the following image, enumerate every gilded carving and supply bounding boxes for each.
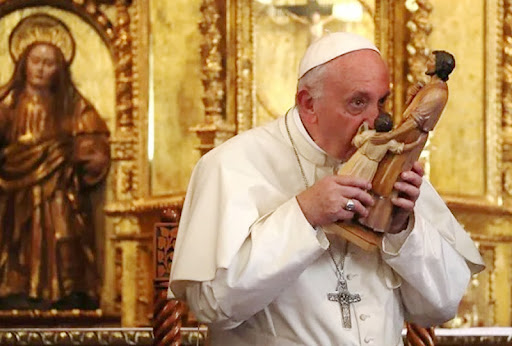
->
[503,0,512,200]
[113,1,134,130]
[113,215,139,236]
[114,245,123,312]
[199,0,223,120]
[504,162,512,196]
[110,139,136,160]
[0,328,153,345]
[482,0,504,204]
[504,0,512,135]
[405,0,432,90]
[135,242,152,323]
[234,0,255,132]
[192,0,235,156]
[114,162,137,200]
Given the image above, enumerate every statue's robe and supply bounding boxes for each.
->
[338,129,404,181]
[0,90,110,305]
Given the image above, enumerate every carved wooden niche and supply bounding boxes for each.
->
[0,0,139,326]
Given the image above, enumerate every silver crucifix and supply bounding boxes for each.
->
[327,281,361,328]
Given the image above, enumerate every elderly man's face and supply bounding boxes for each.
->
[312,50,390,161]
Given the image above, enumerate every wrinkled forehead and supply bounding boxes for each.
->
[325,49,388,77]
[322,51,390,96]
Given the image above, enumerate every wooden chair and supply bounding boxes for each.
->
[152,207,434,345]
[406,323,435,346]
[153,208,208,346]
[153,208,185,346]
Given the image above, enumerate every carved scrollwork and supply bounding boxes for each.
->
[193,0,235,156]
[405,0,433,91]
[114,0,135,130]
[503,162,512,195]
[111,139,137,160]
[0,328,153,345]
[503,0,512,199]
[235,0,254,132]
[114,162,137,201]
[136,241,153,320]
[199,0,223,121]
[504,0,512,135]
[153,209,183,345]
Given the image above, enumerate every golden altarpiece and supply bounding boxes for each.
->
[0,0,511,345]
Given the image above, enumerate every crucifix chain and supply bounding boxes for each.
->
[285,112,361,329]
[327,243,361,328]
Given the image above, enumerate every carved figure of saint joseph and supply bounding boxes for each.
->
[0,14,110,310]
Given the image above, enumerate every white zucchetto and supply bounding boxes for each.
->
[298,32,380,79]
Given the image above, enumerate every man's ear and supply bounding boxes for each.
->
[296,89,318,124]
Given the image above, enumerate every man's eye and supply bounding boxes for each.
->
[352,98,365,107]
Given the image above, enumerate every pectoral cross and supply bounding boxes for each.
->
[327,281,361,328]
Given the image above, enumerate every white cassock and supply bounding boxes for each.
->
[169,107,485,346]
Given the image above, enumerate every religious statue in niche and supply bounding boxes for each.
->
[284,10,338,44]
[261,0,370,43]
[0,14,111,310]
[261,0,339,44]
[327,50,456,250]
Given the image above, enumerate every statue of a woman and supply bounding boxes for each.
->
[0,14,110,310]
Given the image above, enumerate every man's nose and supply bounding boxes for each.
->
[365,109,380,129]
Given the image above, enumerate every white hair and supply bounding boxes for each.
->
[296,63,329,105]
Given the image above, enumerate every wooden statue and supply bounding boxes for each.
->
[338,112,421,182]
[325,50,455,250]
[0,14,110,310]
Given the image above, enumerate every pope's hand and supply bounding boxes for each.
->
[388,161,424,233]
[296,175,374,227]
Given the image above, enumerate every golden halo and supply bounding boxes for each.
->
[9,13,75,64]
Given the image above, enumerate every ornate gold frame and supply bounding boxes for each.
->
[0,0,174,327]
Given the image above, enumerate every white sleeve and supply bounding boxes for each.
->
[381,212,471,326]
[184,197,329,329]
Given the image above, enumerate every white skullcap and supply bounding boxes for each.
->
[298,32,380,79]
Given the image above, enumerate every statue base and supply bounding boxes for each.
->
[323,222,383,252]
